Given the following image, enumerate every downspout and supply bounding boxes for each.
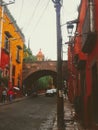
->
[88,0,95,32]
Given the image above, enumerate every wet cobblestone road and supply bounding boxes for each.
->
[0,96,57,130]
[0,96,85,130]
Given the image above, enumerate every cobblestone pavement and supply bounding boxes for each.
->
[0,95,56,130]
[52,98,85,130]
[0,95,85,130]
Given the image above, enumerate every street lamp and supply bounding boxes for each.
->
[67,24,74,37]
[52,0,65,130]
[66,23,74,51]
[64,23,74,47]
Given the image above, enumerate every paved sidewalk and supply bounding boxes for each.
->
[0,96,28,106]
[52,98,85,130]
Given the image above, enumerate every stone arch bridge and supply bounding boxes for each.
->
[22,61,68,89]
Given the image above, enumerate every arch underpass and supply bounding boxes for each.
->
[23,69,57,89]
[22,61,68,94]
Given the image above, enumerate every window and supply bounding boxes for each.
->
[4,34,9,53]
[4,31,12,53]
[16,45,22,63]
[12,65,15,76]
[16,47,20,63]
[3,68,9,77]
[17,74,20,88]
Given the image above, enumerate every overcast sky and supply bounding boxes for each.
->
[6,0,81,60]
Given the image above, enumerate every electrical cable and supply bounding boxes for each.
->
[23,0,41,32]
[18,0,24,24]
[28,0,50,40]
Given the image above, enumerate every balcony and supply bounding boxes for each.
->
[82,6,97,53]
[82,32,97,53]
[73,53,87,69]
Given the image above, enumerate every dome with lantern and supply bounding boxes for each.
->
[36,49,44,61]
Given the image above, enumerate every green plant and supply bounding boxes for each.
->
[0,77,9,88]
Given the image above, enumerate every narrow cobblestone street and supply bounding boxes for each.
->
[0,95,56,130]
[0,95,90,130]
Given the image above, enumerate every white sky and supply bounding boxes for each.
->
[6,0,81,60]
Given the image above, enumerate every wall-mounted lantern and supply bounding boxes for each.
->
[67,23,74,37]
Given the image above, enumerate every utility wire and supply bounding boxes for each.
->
[18,0,36,30]
[23,0,41,32]
[15,0,20,21]
[18,0,24,24]
[28,0,50,40]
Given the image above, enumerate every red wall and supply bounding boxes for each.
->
[1,50,9,69]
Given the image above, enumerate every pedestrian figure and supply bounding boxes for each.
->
[2,89,7,103]
[8,89,14,102]
[64,86,68,99]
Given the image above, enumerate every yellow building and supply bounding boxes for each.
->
[0,6,24,89]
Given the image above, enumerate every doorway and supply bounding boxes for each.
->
[92,62,98,123]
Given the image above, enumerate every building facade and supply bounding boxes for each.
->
[67,0,98,129]
[0,6,24,94]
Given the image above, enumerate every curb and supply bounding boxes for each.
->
[0,93,45,107]
[0,96,28,106]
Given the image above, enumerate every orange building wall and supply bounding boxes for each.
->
[0,6,24,88]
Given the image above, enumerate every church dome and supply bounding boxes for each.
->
[36,49,44,61]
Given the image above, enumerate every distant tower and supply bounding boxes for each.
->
[36,49,44,61]
[28,39,30,49]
